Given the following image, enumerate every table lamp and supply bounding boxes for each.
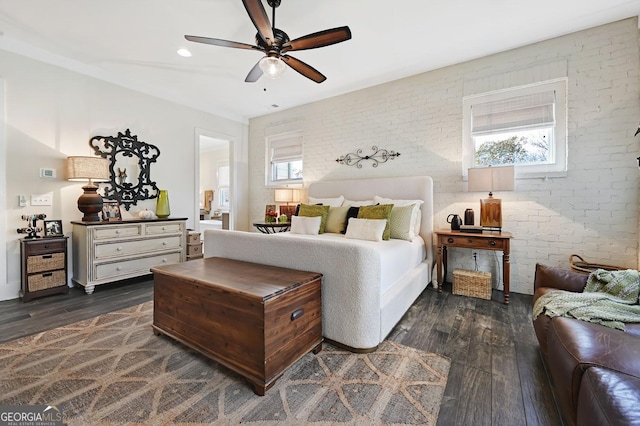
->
[66,156,110,222]
[467,165,514,231]
[274,188,301,219]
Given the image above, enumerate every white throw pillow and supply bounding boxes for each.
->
[290,215,321,235]
[343,199,375,207]
[374,196,424,236]
[308,195,344,207]
[389,203,416,241]
[344,218,387,242]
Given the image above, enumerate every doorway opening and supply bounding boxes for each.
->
[197,133,232,234]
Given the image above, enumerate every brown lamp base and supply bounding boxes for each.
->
[480,195,502,230]
[77,185,104,222]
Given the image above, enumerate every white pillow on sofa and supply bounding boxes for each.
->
[308,195,344,207]
[343,199,375,207]
[344,218,387,242]
[290,215,322,235]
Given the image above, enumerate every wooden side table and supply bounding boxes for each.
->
[435,230,513,304]
[253,222,291,234]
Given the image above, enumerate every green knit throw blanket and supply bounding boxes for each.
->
[533,268,640,331]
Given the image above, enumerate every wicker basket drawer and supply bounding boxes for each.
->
[453,269,492,300]
[27,252,65,274]
[27,270,66,292]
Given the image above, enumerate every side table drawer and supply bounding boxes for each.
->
[27,252,65,273]
[25,239,66,255]
[441,235,507,250]
[187,243,202,256]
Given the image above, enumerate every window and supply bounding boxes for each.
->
[463,79,567,178]
[217,164,229,207]
[266,132,303,185]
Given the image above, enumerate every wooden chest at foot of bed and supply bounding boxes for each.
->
[151,257,323,395]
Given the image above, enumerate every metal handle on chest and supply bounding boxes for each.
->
[291,308,304,321]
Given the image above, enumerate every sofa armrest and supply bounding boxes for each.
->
[534,263,588,293]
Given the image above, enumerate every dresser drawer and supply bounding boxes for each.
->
[146,223,183,235]
[27,252,65,273]
[94,252,182,281]
[94,236,182,260]
[92,225,142,240]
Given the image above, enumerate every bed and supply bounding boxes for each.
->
[203,176,434,351]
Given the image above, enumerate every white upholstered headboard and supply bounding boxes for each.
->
[308,176,434,262]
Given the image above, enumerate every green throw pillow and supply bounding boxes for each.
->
[298,204,331,233]
[357,204,394,240]
[325,206,350,234]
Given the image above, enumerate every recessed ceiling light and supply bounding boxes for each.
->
[177,48,192,57]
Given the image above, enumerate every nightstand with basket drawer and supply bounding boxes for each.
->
[20,237,69,302]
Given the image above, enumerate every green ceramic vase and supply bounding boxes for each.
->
[156,190,171,218]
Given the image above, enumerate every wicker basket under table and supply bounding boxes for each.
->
[453,269,492,300]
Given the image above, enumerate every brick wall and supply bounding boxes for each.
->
[248,18,640,295]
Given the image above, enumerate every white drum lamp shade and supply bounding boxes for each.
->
[468,166,514,230]
[66,156,110,222]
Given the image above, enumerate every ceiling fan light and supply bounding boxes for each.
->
[259,56,286,79]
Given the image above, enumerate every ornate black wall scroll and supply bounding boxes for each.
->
[336,146,401,168]
[90,129,160,210]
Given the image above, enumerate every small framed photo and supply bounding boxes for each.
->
[102,200,122,221]
[265,204,277,222]
[44,220,63,237]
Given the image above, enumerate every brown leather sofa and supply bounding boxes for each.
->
[533,263,640,426]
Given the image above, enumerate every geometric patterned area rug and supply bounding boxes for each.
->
[0,301,450,425]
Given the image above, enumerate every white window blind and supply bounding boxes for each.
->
[471,91,556,135]
[270,136,303,163]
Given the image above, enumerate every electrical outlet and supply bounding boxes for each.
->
[31,193,53,206]
[18,195,27,207]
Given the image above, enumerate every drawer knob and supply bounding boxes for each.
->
[116,266,122,271]
[44,245,49,249]
[447,238,454,244]
[291,308,304,321]
[117,247,122,251]
[162,242,167,246]
[162,258,167,262]
[162,226,166,230]
[489,240,496,246]
[115,230,121,234]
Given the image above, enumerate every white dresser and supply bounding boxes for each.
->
[71,218,187,294]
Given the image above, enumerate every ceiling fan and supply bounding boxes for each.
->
[185,0,351,83]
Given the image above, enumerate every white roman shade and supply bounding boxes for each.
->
[471,91,556,135]
[270,135,303,163]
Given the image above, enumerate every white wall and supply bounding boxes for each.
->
[1,50,248,301]
[248,18,640,295]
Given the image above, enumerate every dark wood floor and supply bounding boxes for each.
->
[0,278,561,425]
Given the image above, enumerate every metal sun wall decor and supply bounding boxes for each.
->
[336,146,401,168]
[90,129,161,210]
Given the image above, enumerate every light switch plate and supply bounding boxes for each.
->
[31,193,53,206]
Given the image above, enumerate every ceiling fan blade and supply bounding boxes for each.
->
[242,0,274,45]
[185,35,260,51]
[282,26,351,52]
[245,60,264,82]
[281,55,326,83]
